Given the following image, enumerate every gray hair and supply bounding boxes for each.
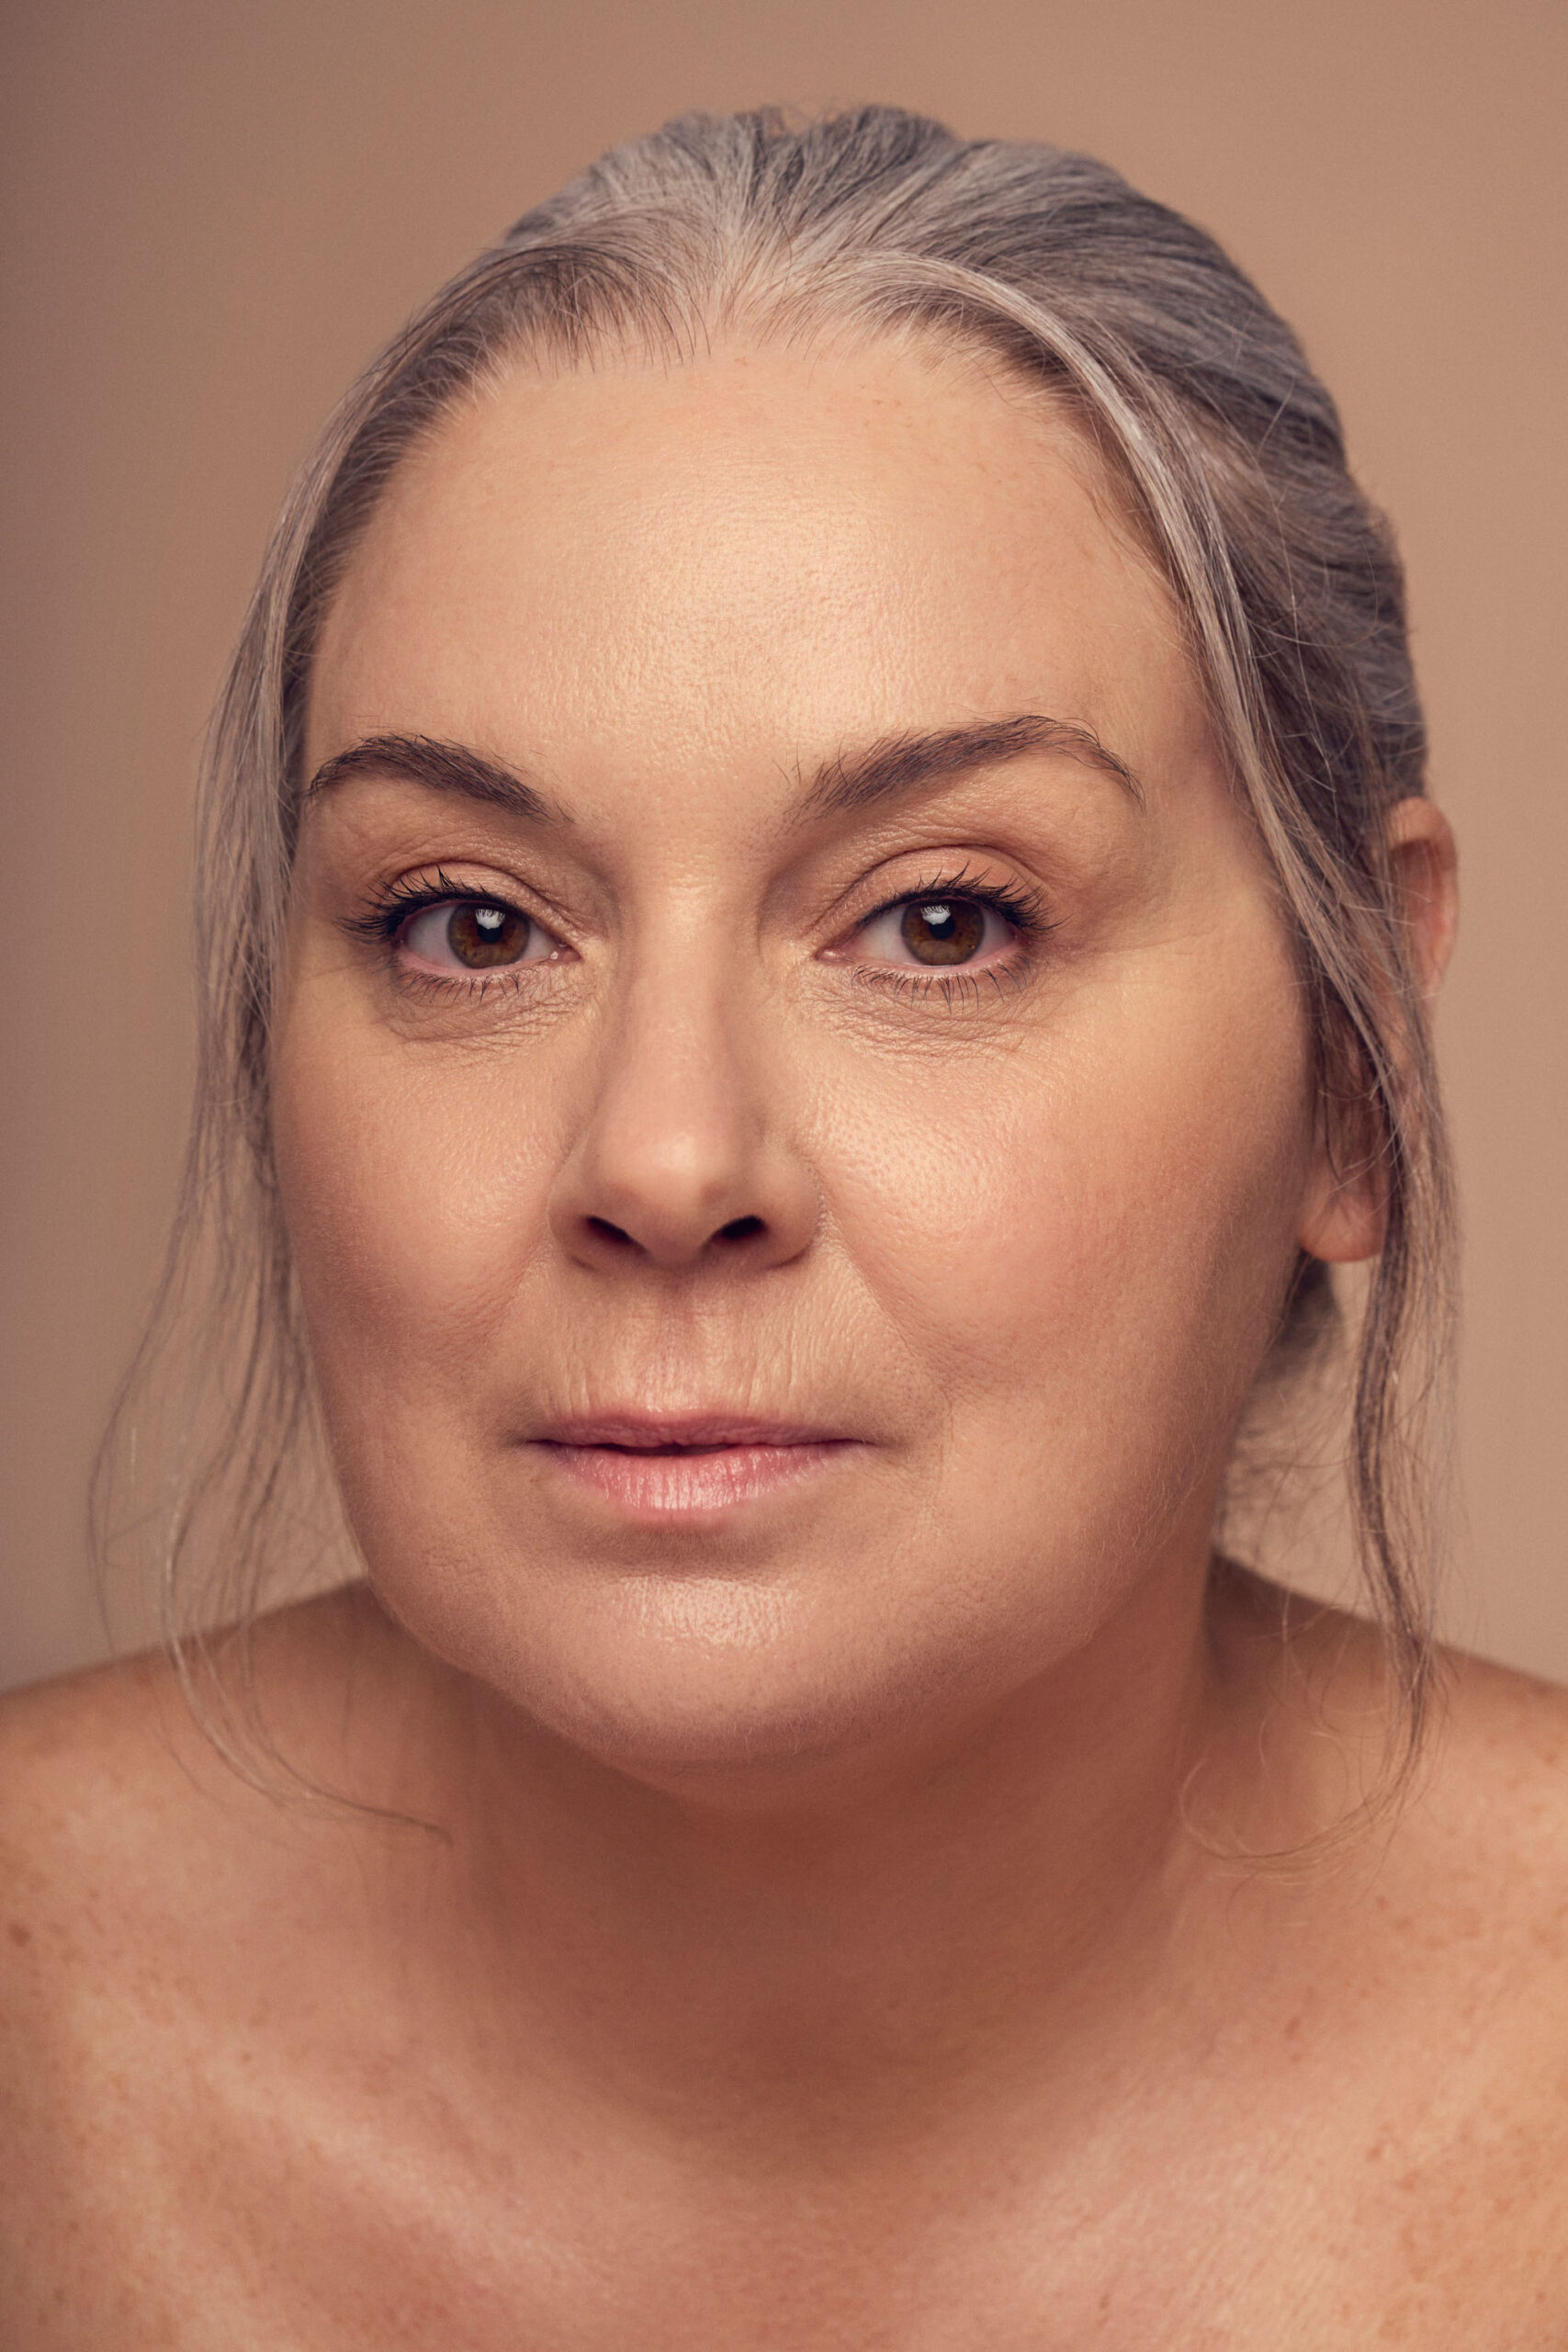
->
[97,106,1454,1780]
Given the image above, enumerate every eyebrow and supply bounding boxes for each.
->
[304,733,555,821]
[798,713,1144,818]
[303,711,1143,827]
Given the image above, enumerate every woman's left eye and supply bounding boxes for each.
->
[852,893,1016,969]
[400,898,562,972]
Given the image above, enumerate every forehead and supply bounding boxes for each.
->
[307,334,1199,794]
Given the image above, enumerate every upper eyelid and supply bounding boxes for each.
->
[861,871,1034,913]
[385,866,578,932]
[836,865,1048,933]
[358,856,1044,952]
[812,851,1040,927]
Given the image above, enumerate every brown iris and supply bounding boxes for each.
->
[899,897,987,966]
[446,901,531,967]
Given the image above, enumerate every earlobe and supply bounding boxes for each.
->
[1298,1057,1384,1265]
[1297,1151,1383,1266]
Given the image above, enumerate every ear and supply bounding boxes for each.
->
[1296,796,1458,1266]
[1384,794,1460,998]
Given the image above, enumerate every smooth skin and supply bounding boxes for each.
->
[3,334,1565,2348]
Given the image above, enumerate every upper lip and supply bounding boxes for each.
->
[532,1413,852,1452]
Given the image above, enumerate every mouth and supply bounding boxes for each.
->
[528,1414,860,1520]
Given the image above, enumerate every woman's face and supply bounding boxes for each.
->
[276,335,1344,1781]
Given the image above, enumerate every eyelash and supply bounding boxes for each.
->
[847,865,1056,1004]
[342,863,1056,1002]
[344,870,503,945]
[341,870,558,999]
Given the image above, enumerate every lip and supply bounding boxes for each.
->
[528,1413,860,1521]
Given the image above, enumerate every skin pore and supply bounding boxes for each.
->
[9,330,1568,2352]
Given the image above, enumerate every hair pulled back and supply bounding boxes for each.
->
[100,107,1454,1777]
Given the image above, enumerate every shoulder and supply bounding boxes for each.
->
[0,1645,227,2334]
[0,1579,464,2052]
[1359,1641,1568,2084]
[1220,1580,1568,2098]
[0,1584,372,1865]
[1224,1570,1568,1893]
[0,1596,407,2071]
[0,1644,206,1981]
[1413,1642,1568,1907]
[1207,1587,1568,2331]
[0,1630,280,2098]
[0,1584,424,1963]
[1359,1651,1568,2328]
[0,1589,431,2339]
[1270,1589,1568,1973]
[1401,1644,1568,2035]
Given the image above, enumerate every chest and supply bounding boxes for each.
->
[8,2052,1562,2351]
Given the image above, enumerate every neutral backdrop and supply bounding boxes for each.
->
[3,0,1563,1690]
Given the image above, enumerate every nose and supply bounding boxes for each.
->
[547,965,819,1276]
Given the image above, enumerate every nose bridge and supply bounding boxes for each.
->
[549,906,815,1272]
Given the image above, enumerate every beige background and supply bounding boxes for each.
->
[3,0,1562,1691]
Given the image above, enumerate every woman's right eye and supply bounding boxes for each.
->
[400,899,562,973]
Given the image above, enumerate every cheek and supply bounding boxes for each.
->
[820,966,1314,1462]
[268,1008,558,1417]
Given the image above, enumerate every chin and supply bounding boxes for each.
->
[379,1556,1018,1798]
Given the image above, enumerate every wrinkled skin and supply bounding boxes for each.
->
[11,338,1568,2352]
[276,336,1373,1792]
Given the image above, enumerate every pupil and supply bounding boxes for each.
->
[900,896,986,966]
[447,902,529,967]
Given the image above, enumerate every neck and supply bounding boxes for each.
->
[394,1545,1252,2145]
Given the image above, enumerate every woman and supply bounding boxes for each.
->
[3,106,1563,2345]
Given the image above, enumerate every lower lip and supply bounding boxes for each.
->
[533,1441,853,1518]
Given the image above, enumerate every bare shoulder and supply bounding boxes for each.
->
[1414,1640,1568,1901]
[1377,1638,1568,2070]
[0,1641,213,1977]
[1203,1584,1568,2335]
[1225,1571,1568,1899]
[0,1589,453,2342]
[1272,1587,1568,1966]
[0,1588,429,2341]
[0,1596,347,2046]
[0,1638,235,2336]
[1,1583,445,1980]
[1367,1648,1568,2330]
[0,1585,400,1902]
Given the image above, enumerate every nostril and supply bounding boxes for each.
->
[577,1211,770,1260]
[585,1216,637,1248]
